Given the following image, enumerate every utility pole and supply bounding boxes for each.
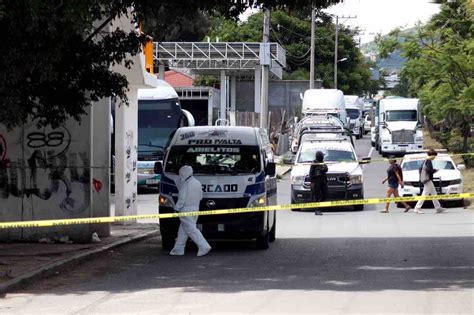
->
[334,15,356,89]
[260,8,270,130]
[309,7,316,89]
[333,15,339,89]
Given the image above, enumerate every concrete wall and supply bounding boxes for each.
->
[235,80,322,115]
[0,102,110,242]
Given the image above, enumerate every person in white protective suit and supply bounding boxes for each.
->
[170,165,212,256]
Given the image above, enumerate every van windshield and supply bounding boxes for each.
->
[346,108,360,119]
[165,146,261,175]
[386,110,417,122]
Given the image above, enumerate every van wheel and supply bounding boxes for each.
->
[291,197,301,211]
[256,224,270,249]
[161,232,175,250]
[371,141,375,147]
[269,214,276,242]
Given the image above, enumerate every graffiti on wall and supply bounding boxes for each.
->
[0,124,90,214]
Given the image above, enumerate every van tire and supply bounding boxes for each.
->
[269,214,276,242]
[371,141,375,147]
[291,197,301,211]
[161,232,175,250]
[256,225,270,250]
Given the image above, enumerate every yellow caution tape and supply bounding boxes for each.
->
[0,193,472,229]
[297,152,474,166]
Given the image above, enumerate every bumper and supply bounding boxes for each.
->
[398,184,464,200]
[137,174,161,186]
[380,143,423,154]
[159,206,267,240]
[291,184,364,203]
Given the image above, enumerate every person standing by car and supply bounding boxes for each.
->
[170,165,212,257]
[413,149,446,214]
[381,156,412,213]
[309,151,328,216]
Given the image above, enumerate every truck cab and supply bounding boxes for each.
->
[157,126,277,250]
[344,95,364,139]
[377,98,424,156]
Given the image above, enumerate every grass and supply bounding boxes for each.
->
[424,130,474,209]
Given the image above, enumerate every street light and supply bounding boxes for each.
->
[334,57,348,89]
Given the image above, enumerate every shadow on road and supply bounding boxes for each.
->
[13,236,474,296]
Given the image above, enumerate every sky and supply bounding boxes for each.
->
[240,0,441,44]
[324,0,441,43]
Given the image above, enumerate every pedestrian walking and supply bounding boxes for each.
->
[309,151,328,216]
[381,156,412,213]
[170,165,212,257]
[413,149,446,214]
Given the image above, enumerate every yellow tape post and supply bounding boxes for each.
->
[0,193,472,230]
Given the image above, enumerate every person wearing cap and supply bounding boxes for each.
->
[413,149,446,214]
[309,151,328,215]
[381,155,412,213]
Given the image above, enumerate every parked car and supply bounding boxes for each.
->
[364,114,371,135]
[398,153,465,207]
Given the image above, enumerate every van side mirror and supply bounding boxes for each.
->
[154,161,163,174]
[300,92,303,101]
[265,162,276,177]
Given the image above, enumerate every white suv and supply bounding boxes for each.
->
[398,153,465,206]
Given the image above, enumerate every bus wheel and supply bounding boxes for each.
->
[269,214,276,242]
[161,232,175,250]
[256,229,270,249]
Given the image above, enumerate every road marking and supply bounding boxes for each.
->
[368,146,374,158]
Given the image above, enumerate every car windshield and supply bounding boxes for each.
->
[346,108,360,119]
[298,147,356,163]
[165,145,261,175]
[386,110,417,122]
[402,159,455,171]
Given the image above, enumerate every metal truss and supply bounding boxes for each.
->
[153,42,286,79]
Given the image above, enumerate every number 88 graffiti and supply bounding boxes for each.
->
[27,132,65,148]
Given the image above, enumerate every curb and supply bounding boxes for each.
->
[0,229,158,296]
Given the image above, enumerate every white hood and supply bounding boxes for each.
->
[403,169,461,182]
[386,121,417,131]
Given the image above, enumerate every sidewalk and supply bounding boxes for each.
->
[0,223,158,294]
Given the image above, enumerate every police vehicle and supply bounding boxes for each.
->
[156,126,277,250]
[291,130,370,211]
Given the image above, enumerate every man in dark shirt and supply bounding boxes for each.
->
[309,151,328,216]
[413,149,446,214]
[381,156,411,213]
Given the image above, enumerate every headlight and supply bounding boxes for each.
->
[415,136,423,142]
[291,175,305,185]
[449,179,462,185]
[251,196,267,207]
[159,195,173,207]
[349,174,363,185]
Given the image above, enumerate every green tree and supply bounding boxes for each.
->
[206,9,376,95]
[0,0,342,130]
[376,0,473,151]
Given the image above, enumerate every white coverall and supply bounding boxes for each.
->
[170,166,211,256]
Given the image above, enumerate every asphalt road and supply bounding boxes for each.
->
[2,137,473,314]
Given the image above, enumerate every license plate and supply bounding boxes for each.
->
[146,179,159,185]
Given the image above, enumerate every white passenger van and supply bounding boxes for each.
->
[155,126,277,250]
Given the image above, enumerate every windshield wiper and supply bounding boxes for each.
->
[138,143,165,148]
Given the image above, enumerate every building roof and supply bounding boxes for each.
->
[164,70,193,88]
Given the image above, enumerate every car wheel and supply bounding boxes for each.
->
[291,197,301,211]
[269,213,276,242]
[371,141,375,147]
[256,229,270,249]
[161,231,176,250]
